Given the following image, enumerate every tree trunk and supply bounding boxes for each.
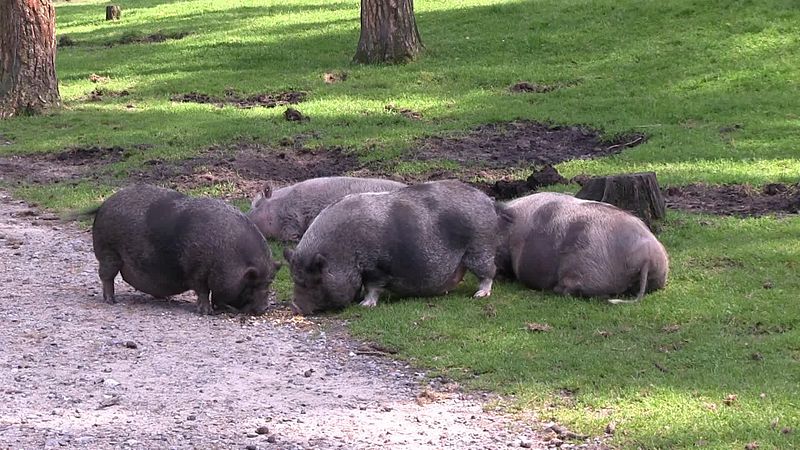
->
[354,0,422,64]
[0,0,61,119]
[575,172,666,229]
[105,5,121,21]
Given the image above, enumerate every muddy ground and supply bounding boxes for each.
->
[0,121,797,216]
[0,192,616,449]
[171,90,306,109]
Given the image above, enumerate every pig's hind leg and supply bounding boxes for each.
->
[462,249,497,298]
[97,254,122,304]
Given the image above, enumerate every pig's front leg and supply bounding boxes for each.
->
[473,277,494,298]
[196,288,214,315]
[359,286,382,308]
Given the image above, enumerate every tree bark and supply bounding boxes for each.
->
[105,5,121,21]
[0,0,61,119]
[354,0,422,64]
[575,172,666,229]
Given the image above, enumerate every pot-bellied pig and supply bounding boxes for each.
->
[284,180,511,315]
[248,176,407,242]
[500,192,668,303]
[88,184,281,315]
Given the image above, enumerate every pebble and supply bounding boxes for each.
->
[75,436,95,445]
[124,341,138,349]
[255,426,269,435]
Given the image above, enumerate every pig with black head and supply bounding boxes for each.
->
[248,176,407,242]
[284,180,510,315]
[499,192,668,303]
[88,184,281,314]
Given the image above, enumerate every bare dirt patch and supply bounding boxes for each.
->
[0,145,152,186]
[509,82,559,93]
[385,103,422,120]
[86,88,131,102]
[284,107,309,122]
[665,183,800,216]
[113,30,191,46]
[54,146,131,164]
[4,120,797,217]
[470,165,569,200]
[129,141,362,199]
[0,192,592,450]
[409,121,646,168]
[171,90,306,109]
[509,81,579,94]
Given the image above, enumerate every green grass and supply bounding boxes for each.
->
[344,212,800,449]
[2,0,799,448]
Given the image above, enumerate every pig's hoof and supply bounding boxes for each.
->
[197,302,214,315]
[359,298,378,308]
[103,295,116,304]
[472,289,491,298]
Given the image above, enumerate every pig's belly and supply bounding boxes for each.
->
[120,264,187,297]
[387,264,466,297]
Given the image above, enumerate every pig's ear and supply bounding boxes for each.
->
[283,247,295,264]
[311,253,327,271]
[262,184,272,199]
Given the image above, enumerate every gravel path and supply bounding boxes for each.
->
[0,191,573,450]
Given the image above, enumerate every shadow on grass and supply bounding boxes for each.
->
[57,1,356,43]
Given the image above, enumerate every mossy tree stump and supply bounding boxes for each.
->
[575,172,666,228]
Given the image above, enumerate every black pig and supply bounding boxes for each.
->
[88,184,280,314]
[284,180,510,314]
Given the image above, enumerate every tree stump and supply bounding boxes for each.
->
[575,172,666,228]
[106,5,121,21]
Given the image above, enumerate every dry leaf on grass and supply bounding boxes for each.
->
[89,73,110,83]
[525,322,552,332]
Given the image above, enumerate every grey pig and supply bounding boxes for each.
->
[499,192,668,303]
[284,180,511,315]
[87,184,281,314]
[247,176,406,241]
